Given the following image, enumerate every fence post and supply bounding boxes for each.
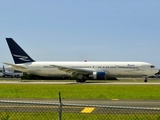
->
[58,92,62,120]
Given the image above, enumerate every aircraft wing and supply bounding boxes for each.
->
[3,62,27,69]
[50,65,93,76]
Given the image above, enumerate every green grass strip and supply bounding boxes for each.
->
[0,112,160,120]
[0,84,160,100]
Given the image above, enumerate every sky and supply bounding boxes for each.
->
[0,0,160,68]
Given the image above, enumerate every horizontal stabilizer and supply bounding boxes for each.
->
[3,62,27,69]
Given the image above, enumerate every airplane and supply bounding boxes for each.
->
[2,65,20,78]
[3,38,159,83]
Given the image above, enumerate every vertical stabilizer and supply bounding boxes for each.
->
[2,65,5,73]
[6,38,35,64]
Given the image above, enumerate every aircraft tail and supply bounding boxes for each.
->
[2,65,5,73]
[6,38,35,64]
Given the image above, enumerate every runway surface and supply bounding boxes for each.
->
[0,81,160,85]
[0,99,160,109]
[0,78,160,84]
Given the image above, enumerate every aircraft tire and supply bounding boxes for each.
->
[76,79,86,83]
[144,78,148,82]
[80,79,86,83]
[76,80,80,82]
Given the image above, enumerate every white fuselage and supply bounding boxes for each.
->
[9,61,159,78]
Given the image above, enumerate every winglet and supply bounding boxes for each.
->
[6,38,35,64]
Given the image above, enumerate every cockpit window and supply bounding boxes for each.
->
[150,65,155,68]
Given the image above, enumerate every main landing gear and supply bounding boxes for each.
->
[76,79,86,83]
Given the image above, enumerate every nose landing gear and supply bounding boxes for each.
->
[144,77,148,82]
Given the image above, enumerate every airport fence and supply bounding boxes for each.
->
[0,100,160,120]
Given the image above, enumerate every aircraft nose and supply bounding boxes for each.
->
[153,68,159,75]
[155,68,159,74]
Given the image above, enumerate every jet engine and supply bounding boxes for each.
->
[92,71,106,80]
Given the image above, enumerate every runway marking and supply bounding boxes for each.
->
[81,107,94,113]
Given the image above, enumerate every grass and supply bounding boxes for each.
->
[0,112,57,120]
[0,112,159,120]
[0,84,159,100]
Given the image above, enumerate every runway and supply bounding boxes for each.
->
[0,99,160,108]
[0,104,157,115]
[61,100,160,108]
[0,78,160,84]
[0,81,160,85]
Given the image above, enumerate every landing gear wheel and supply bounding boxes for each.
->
[76,79,86,83]
[76,79,80,82]
[80,79,86,83]
[144,78,148,82]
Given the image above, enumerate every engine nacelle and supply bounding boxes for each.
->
[93,71,106,80]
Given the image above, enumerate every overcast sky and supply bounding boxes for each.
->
[0,0,160,68]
